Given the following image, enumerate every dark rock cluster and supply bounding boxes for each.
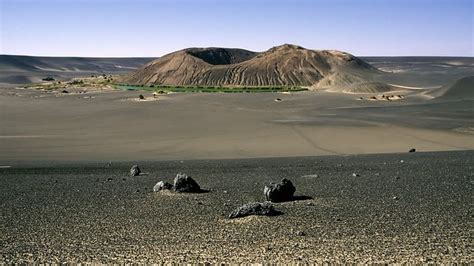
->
[228,178,302,219]
[153,173,202,193]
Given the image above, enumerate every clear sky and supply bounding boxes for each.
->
[0,0,472,57]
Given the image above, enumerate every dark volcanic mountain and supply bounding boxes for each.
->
[121,44,379,88]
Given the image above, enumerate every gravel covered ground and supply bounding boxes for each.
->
[1,151,473,263]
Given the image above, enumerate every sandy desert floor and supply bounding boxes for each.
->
[1,86,474,163]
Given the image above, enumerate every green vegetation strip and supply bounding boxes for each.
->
[114,84,308,93]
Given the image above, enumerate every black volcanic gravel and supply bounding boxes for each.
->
[0,151,473,263]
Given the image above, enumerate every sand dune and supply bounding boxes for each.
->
[428,76,474,99]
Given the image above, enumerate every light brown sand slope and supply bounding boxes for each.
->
[428,76,474,99]
[1,88,473,162]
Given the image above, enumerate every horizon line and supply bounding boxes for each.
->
[2,53,473,58]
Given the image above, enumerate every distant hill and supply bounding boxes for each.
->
[121,44,385,90]
[429,76,474,99]
[0,55,155,85]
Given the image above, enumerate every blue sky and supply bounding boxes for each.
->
[0,0,472,57]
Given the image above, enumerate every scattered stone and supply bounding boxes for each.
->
[173,173,201,193]
[228,202,280,219]
[409,148,416,153]
[295,230,306,236]
[264,178,296,202]
[129,165,141,176]
[153,181,173,192]
[138,94,145,100]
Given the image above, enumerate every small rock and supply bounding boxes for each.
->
[138,94,145,100]
[400,160,404,163]
[107,177,113,182]
[228,202,280,219]
[173,173,201,193]
[295,230,306,236]
[393,196,399,200]
[409,148,416,153]
[223,190,228,194]
[61,90,69,94]
[264,178,296,202]
[153,181,173,192]
[129,165,141,176]
[274,98,282,102]
[352,173,360,177]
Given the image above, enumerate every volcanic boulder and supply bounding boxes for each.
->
[129,165,141,176]
[173,173,201,193]
[228,202,280,219]
[264,178,296,202]
[153,181,173,192]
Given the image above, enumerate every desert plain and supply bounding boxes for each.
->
[0,49,473,263]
